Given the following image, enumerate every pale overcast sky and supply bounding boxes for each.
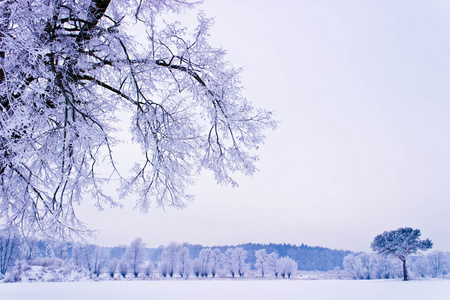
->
[79,0,450,252]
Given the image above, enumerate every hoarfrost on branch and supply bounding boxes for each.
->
[0,0,276,238]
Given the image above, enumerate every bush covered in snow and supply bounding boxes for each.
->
[3,259,90,283]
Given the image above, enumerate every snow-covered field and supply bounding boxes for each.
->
[0,280,448,300]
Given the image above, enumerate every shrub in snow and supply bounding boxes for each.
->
[4,260,29,282]
[3,259,90,283]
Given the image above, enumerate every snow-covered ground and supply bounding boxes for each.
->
[0,279,449,300]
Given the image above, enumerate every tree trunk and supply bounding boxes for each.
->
[402,259,408,281]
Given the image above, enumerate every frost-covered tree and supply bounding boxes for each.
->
[109,245,126,260]
[78,244,97,271]
[199,248,212,277]
[51,241,70,261]
[160,242,181,277]
[118,259,129,278]
[266,252,278,278]
[124,238,146,277]
[284,257,298,279]
[255,249,268,278]
[426,251,450,278]
[70,244,83,268]
[91,246,108,277]
[371,227,433,281]
[177,246,190,278]
[107,258,118,278]
[191,258,201,278]
[342,253,370,280]
[232,247,247,278]
[158,260,170,278]
[0,231,21,275]
[209,249,221,278]
[0,0,276,239]
[277,257,297,278]
[20,238,41,261]
[144,261,154,279]
[221,248,235,277]
[369,254,400,280]
[409,255,431,278]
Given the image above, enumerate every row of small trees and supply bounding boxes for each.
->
[156,243,297,279]
[0,236,299,280]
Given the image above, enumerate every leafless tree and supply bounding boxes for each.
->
[267,252,278,278]
[177,246,190,278]
[107,258,118,278]
[0,230,20,274]
[199,247,211,277]
[160,241,181,277]
[124,237,146,277]
[232,247,247,277]
[118,259,129,278]
[209,248,221,278]
[144,260,154,279]
[91,246,108,277]
[255,249,268,278]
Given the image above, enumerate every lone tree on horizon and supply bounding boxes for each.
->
[371,227,432,281]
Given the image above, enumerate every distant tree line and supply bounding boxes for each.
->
[2,232,447,282]
[0,237,301,281]
[147,242,352,272]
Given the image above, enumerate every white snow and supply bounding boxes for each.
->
[0,279,449,300]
